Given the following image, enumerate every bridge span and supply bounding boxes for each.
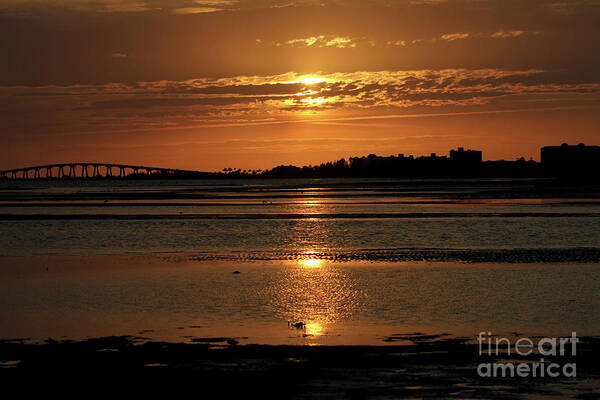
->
[0,163,201,179]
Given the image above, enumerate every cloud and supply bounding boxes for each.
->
[64,1,153,13]
[284,36,324,46]
[325,37,356,48]
[548,0,600,14]
[409,0,448,4]
[387,29,534,48]
[4,68,599,138]
[491,30,526,38]
[85,95,300,109]
[439,33,470,41]
[387,40,407,47]
[194,0,238,4]
[0,0,240,15]
[270,2,296,8]
[172,7,223,14]
[172,0,238,13]
[281,35,357,48]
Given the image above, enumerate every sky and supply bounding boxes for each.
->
[1,0,599,171]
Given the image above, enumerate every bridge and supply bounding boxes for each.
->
[0,163,202,179]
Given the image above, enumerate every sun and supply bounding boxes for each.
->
[300,76,326,85]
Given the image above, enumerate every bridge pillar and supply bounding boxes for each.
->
[93,165,99,177]
[46,167,52,178]
[119,167,125,177]
[34,169,40,178]
[106,166,112,177]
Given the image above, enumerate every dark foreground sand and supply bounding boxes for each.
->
[1,335,599,399]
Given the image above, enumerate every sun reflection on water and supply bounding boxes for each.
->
[304,321,324,336]
[298,257,323,268]
[269,247,360,339]
[266,196,362,339]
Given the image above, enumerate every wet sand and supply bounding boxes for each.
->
[1,335,599,398]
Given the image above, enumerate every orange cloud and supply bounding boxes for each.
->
[281,35,357,48]
[5,68,599,140]
[172,7,223,14]
[491,30,526,38]
[439,32,470,41]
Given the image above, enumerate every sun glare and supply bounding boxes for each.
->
[301,97,326,105]
[299,258,324,268]
[300,76,326,85]
[304,321,324,336]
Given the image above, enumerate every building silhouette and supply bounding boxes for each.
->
[450,147,483,163]
[541,143,600,175]
[261,147,486,178]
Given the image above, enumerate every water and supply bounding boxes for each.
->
[1,178,599,257]
[0,178,599,343]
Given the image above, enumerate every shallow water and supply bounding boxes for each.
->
[1,256,599,344]
[1,178,599,257]
[0,178,599,344]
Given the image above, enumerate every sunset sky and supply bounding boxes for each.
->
[1,0,599,171]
